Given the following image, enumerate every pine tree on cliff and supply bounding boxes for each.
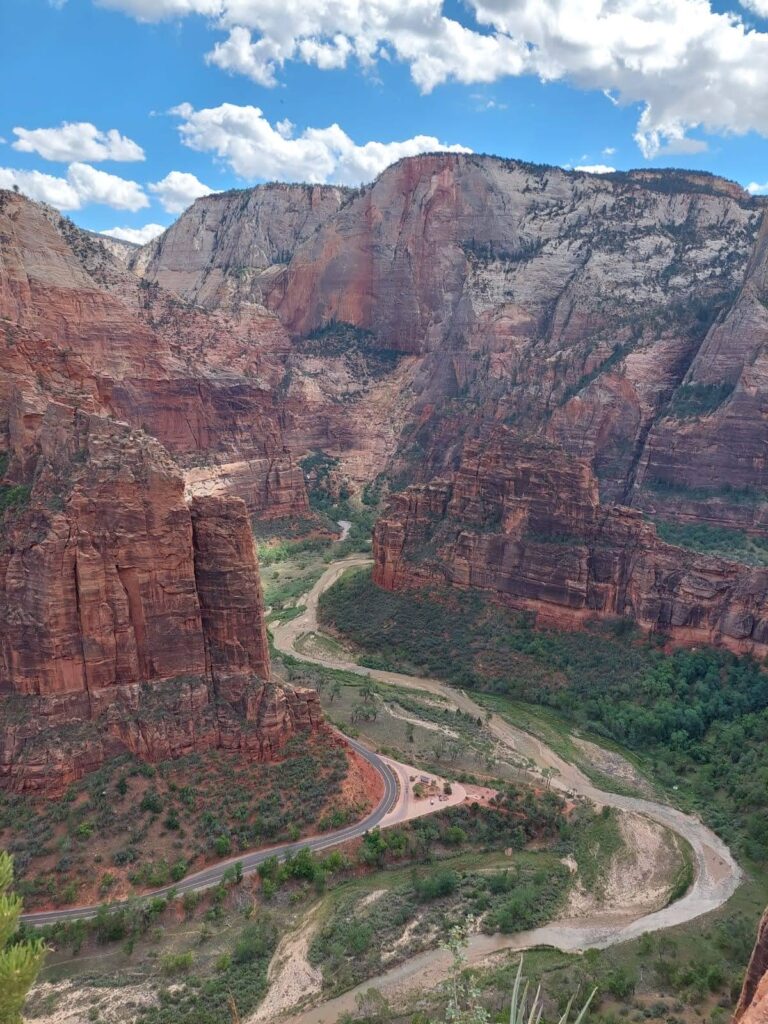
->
[0,851,46,1024]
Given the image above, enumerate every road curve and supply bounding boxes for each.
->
[272,557,744,1024]
[22,735,399,927]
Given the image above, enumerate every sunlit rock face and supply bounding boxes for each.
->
[734,908,768,1024]
[373,428,768,656]
[0,191,322,793]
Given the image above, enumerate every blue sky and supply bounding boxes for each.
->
[2,0,768,242]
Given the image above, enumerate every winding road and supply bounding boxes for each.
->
[21,736,400,927]
[22,553,744,1024]
[271,556,745,1024]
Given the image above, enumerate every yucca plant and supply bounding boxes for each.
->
[443,923,596,1024]
[507,957,596,1024]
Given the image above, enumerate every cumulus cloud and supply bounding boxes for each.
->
[97,0,768,158]
[741,1,768,16]
[102,223,167,244]
[149,170,216,212]
[747,180,768,194]
[0,163,148,211]
[0,167,81,209]
[602,146,616,156]
[574,164,616,174]
[12,122,144,162]
[171,102,470,184]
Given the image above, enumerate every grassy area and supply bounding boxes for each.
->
[655,518,768,566]
[0,734,358,909]
[319,568,768,867]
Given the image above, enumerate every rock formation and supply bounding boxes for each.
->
[0,408,322,793]
[373,429,768,655]
[0,189,307,516]
[140,155,768,534]
[0,191,324,793]
[734,908,768,1023]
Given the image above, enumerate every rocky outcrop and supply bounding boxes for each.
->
[0,407,322,794]
[137,154,768,531]
[734,908,768,1023]
[137,183,350,310]
[373,428,768,655]
[0,189,308,516]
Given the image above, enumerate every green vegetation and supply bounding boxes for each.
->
[644,476,766,505]
[309,855,570,996]
[298,320,401,378]
[139,913,277,1024]
[319,569,768,862]
[668,380,735,418]
[0,736,354,908]
[1,851,45,1024]
[0,483,30,516]
[655,518,768,566]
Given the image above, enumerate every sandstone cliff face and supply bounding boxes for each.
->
[138,183,350,310]
[0,407,321,793]
[137,154,768,532]
[373,428,768,655]
[734,908,768,1024]
[0,190,308,516]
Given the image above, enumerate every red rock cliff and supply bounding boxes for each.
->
[0,407,322,794]
[373,428,768,655]
[734,908,768,1024]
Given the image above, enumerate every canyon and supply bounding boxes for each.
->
[0,190,321,792]
[4,151,768,787]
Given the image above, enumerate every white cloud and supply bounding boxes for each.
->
[0,163,148,211]
[574,164,616,174]
[0,167,81,209]
[149,170,216,212]
[98,0,768,159]
[741,1,768,16]
[66,163,148,210]
[12,122,144,162]
[602,146,616,156]
[171,102,470,184]
[747,180,768,194]
[102,223,166,244]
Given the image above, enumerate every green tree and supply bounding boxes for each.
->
[0,850,46,1024]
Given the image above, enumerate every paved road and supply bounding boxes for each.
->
[272,557,745,1024]
[22,735,398,927]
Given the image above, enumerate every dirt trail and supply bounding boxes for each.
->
[271,558,743,1024]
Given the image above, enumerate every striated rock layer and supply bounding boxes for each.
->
[0,189,308,517]
[0,409,322,795]
[139,155,768,536]
[373,429,768,656]
[734,908,768,1024]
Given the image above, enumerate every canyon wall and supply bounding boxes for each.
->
[0,408,322,793]
[734,908,768,1024]
[139,156,768,534]
[0,189,308,516]
[373,429,768,655]
[0,191,324,793]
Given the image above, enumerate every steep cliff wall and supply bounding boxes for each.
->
[0,406,321,794]
[734,908,768,1023]
[0,189,307,516]
[137,183,350,310]
[138,155,768,531]
[373,428,768,655]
